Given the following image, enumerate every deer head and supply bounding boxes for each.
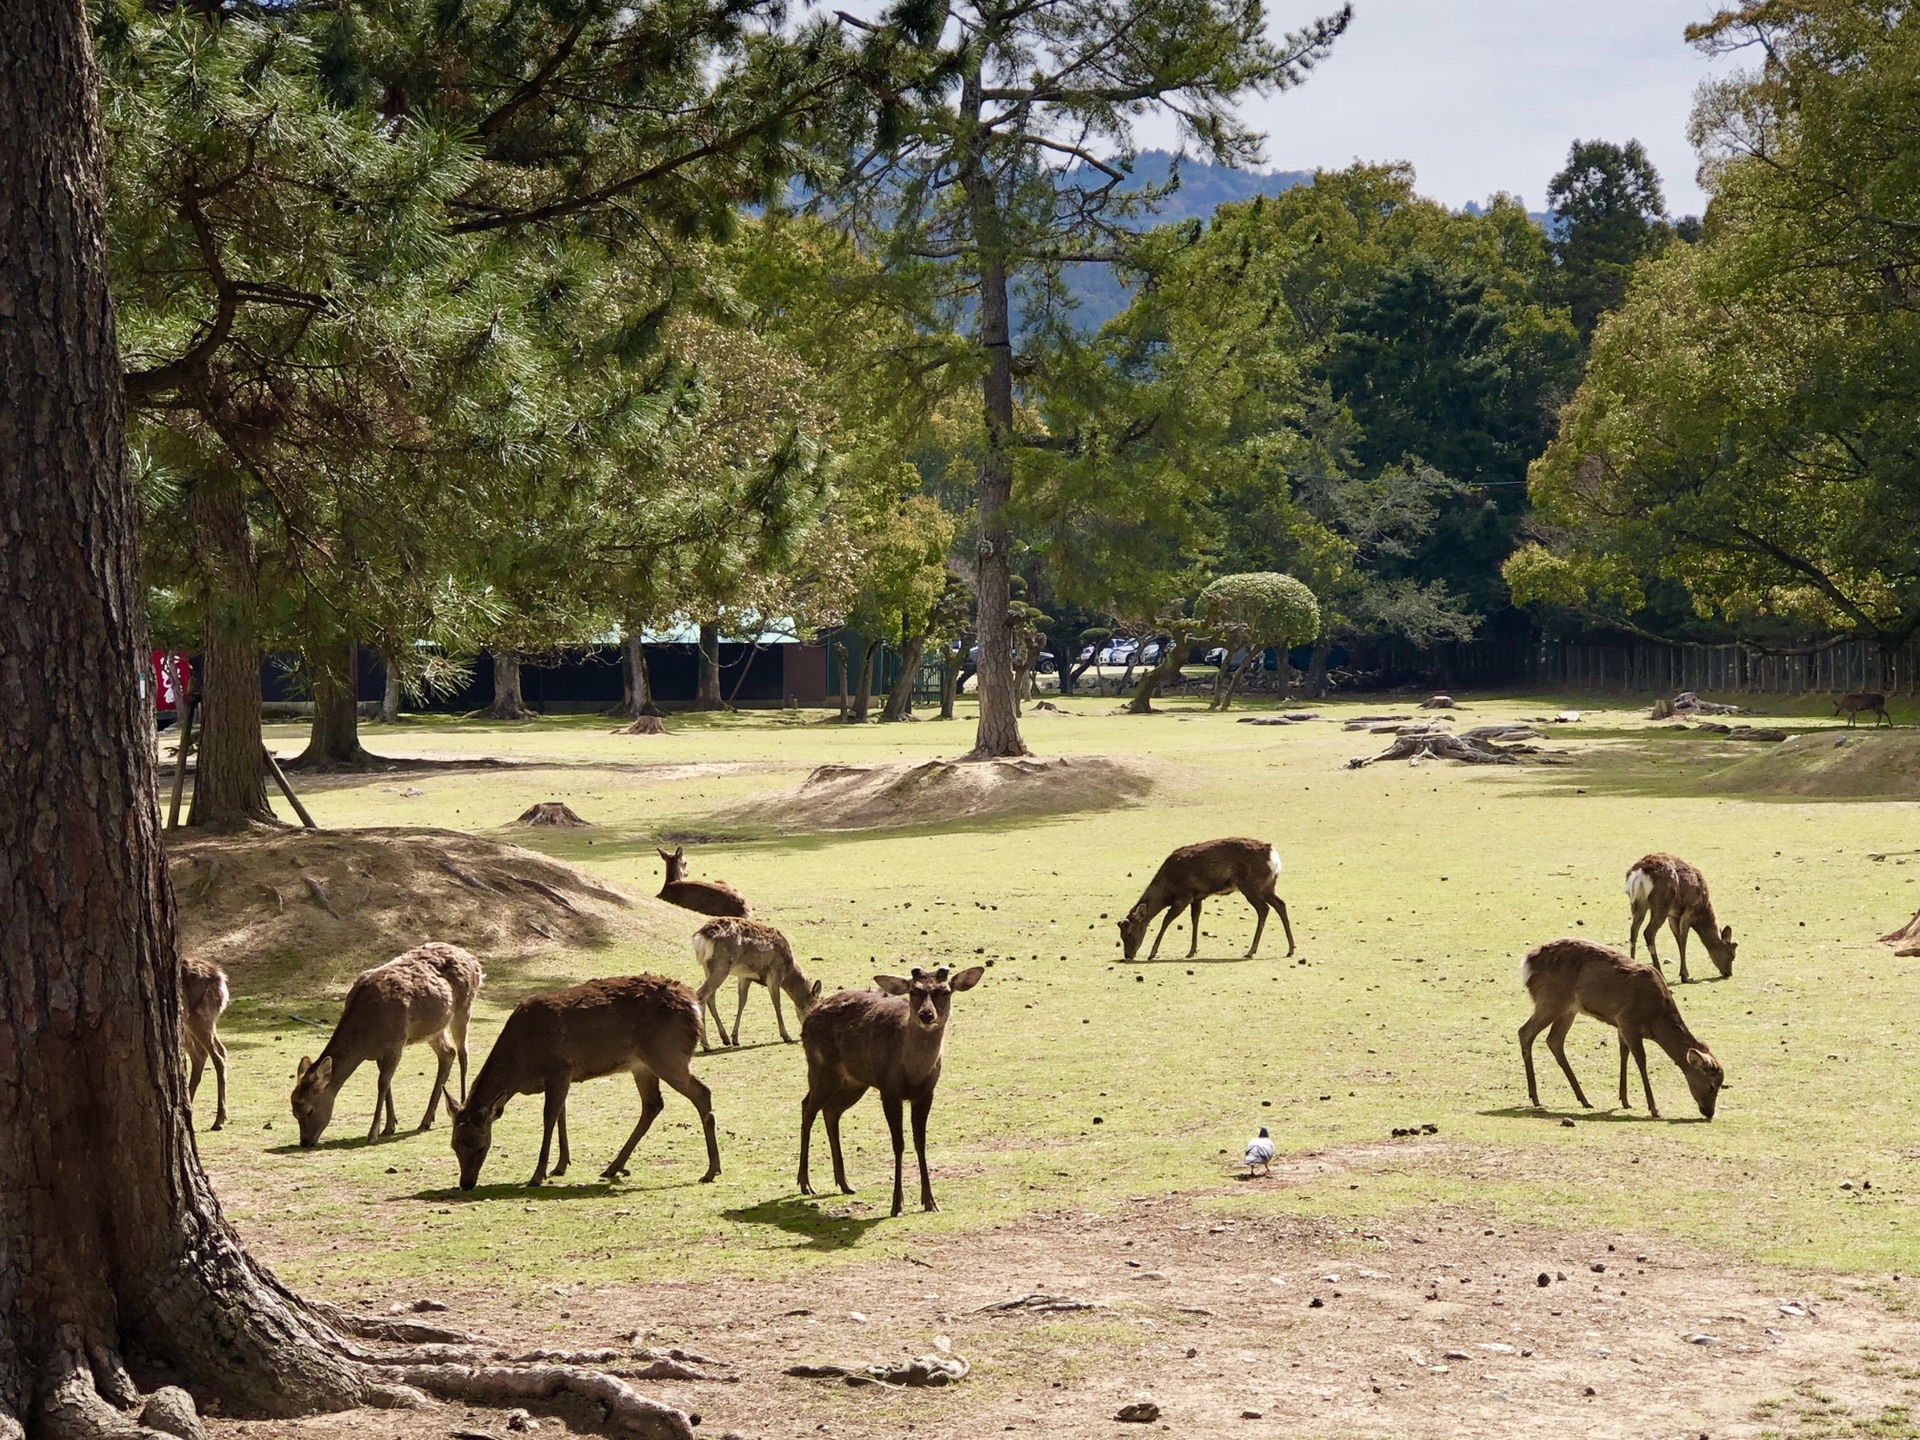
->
[874,965,983,1033]
[1681,1045,1726,1119]
[290,1055,336,1148]
[1117,904,1152,961]
[448,1093,507,1190]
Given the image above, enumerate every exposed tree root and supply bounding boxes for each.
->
[614,715,668,735]
[304,1299,476,1345]
[515,802,592,828]
[370,1363,694,1439]
[1347,731,1535,768]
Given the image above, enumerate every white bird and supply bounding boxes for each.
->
[1244,1126,1274,1177]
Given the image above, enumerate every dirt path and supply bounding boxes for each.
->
[208,1191,1920,1440]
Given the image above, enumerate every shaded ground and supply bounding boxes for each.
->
[714,754,1159,836]
[206,1181,1920,1439]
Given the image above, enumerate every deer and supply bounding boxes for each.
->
[447,973,720,1190]
[797,965,984,1216]
[1518,937,1726,1119]
[290,942,482,1147]
[691,917,821,1049]
[1625,853,1736,983]
[180,955,231,1131]
[1118,837,1293,961]
[1835,691,1891,727]
[656,845,751,918]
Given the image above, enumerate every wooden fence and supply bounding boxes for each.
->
[1375,637,1920,696]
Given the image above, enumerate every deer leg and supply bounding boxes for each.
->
[1628,899,1646,957]
[1273,895,1295,956]
[600,1072,662,1179]
[553,1102,571,1177]
[911,1093,937,1213]
[697,975,728,1050]
[1672,916,1692,984]
[1241,892,1267,958]
[1642,901,1667,968]
[1628,1033,1660,1118]
[881,1091,907,1217]
[1519,1012,1549,1108]
[1186,899,1203,958]
[1147,907,1179,960]
[798,1093,820,1195]
[1545,1015,1592,1108]
[528,1080,568,1186]
[770,981,794,1043]
[732,977,753,1048]
[186,1042,208,1113]
[451,1007,472,1102]
[1617,1034,1631,1109]
[655,1062,721,1183]
[824,1096,860,1195]
[418,1036,455,1130]
[370,1052,401,1141]
[208,1032,228,1130]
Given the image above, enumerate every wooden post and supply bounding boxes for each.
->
[166,692,197,831]
[261,745,317,828]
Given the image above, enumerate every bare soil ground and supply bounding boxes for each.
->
[167,827,693,984]
[205,1174,1920,1440]
[717,754,1158,835]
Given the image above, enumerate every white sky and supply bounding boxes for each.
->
[1162,0,1743,217]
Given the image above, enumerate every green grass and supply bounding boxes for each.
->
[201,692,1920,1300]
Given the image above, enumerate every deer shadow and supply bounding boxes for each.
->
[1481,1104,1711,1125]
[722,1195,890,1251]
[1122,953,1264,967]
[415,1173,717,1203]
[267,1129,424,1156]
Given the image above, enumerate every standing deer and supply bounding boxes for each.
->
[657,845,751,917]
[448,974,720,1189]
[1625,853,1736,983]
[1835,691,1891,727]
[1118,837,1293,961]
[691,917,820,1048]
[798,965,984,1216]
[1518,937,1726,1119]
[181,955,230,1131]
[291,942,482,1146]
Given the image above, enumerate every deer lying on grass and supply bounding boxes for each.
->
[1625,853,1736,983]
[1119,837,1293,961]
[1519,937,1725,1119]
[657,845,750,917]
[291,942,482,1146]
[181,955,230,1130]
[1835,691,1891,727]
[798,965,984,1216]
[692,917,820,1048]
[448,974,720,1189]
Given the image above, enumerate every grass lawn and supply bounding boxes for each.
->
[191,690,1920,1317]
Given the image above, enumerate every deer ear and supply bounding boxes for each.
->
[674,845,685,858]
[296,1056,312,1077]
[1722,925,1733,941]
[311,1056,333,1087]
[874,975,911,996]
[810,979,822,999]
[950,966,985,992]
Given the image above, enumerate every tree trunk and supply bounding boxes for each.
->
[379,660,402,724]
[1213,653,1257,711]
[186,476,272,826]
[0,17,698,1436]
[939,643,958,720]
[883,633,926,722]
[1128,626,1196,714]
[851,638,882,722]
[293,636,373,768]
[833,641,850,720]
[961,88,1029,760]
[695,623,723,710]
[618,630,662,719]
[1303,639,1333,699]
[472,650,535,721]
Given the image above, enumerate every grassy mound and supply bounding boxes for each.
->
[166,826,696,993]
[1703,728,1920,798]
[716,753,1156,834]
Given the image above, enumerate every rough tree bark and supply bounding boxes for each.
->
[882,631,926,722]
[379,660,402,724]
[472,650,535,721]
[694,623,723,710]
[0,12,696,1437]
[186,475,272,826]
[1302,639,1332,700]
[850,638,882,722]
[938,641,959,720]
[961,82,1028,760]
[619,630,662,719]
[1128,626,1199,714]
[292,636,376,768]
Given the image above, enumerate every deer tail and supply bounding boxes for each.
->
[1266,845,1282,880]
[1625,868,1653,907]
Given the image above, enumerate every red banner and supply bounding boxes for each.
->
[151,651,191,712]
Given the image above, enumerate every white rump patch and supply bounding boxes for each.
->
[1267,846,1283,878]
[691,931,716,966]
[1625,868,1653,905]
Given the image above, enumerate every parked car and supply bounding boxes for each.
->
[965,644,1055,673]
[1139,640,1163,666]
[1098,639,1139,666]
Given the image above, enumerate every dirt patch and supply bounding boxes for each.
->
[205,1186,1920,1440]
[716,755,1157,835]
[167,827,695,990]
[1705,729,1920,798]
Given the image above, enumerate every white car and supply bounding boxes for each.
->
[1098,639,1138,666]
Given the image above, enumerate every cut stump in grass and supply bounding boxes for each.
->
[1881,909,1920,955]
[615,715,668,735]
[516,802,593,828]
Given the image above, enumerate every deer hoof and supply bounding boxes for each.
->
[700,1168,720,1183]
[210,1120,225,1131]
[525,1175,545,1188]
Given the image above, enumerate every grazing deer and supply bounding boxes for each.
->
[181,955,231,1131]
[656,845,751,917]
[798,965,984,1216]
[291,942,482,1147]
[448,974,720,1189]
[1118,837,1293,961]
[1518,937,1726,1119]
[1835,691,1891,727]
[1625,853,1736,983]
[691,917,820,1049]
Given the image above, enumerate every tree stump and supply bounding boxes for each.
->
[614,715,667,735]
[515,803,592,828]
